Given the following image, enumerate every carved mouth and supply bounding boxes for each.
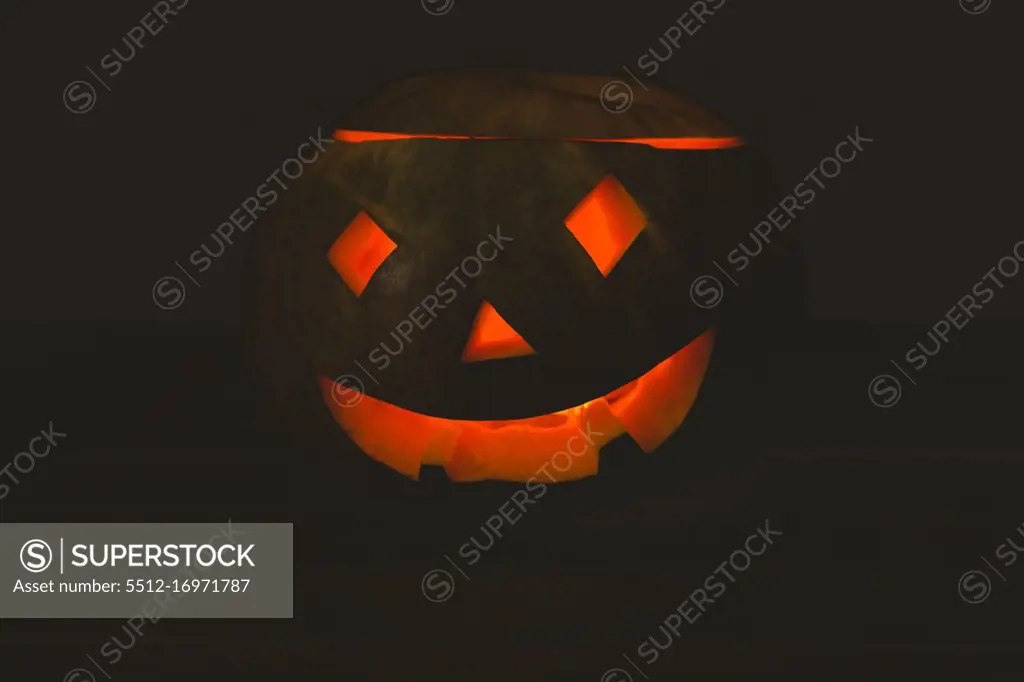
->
[320,329,715,482]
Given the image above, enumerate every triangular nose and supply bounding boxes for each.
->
[462,301,536,363]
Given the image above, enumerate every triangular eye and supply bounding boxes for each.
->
[328,211,397,297]
[462,301,536,363]
[564,175,648,276]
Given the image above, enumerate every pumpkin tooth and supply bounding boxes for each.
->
[420,422,461,466]
[607,329,715,452]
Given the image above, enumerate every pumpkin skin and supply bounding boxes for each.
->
[243,72,798,483]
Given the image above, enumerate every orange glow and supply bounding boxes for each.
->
[333,130,744,150]
[320,328,715,482]
[462,301,536,363]
[327,212,397,297]
[564,176,647,276]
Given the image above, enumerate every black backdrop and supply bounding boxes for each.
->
[2,0,1023,679]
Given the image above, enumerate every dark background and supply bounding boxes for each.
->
[2,0,1022,679]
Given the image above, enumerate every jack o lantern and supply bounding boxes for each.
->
[244,72,788,484]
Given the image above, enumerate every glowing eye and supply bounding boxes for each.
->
[328,211,397,297]
[564,176,648,276]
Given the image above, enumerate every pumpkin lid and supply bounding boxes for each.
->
[338,71,739,143]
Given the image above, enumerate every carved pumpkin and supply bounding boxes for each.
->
[244,72,791,484]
